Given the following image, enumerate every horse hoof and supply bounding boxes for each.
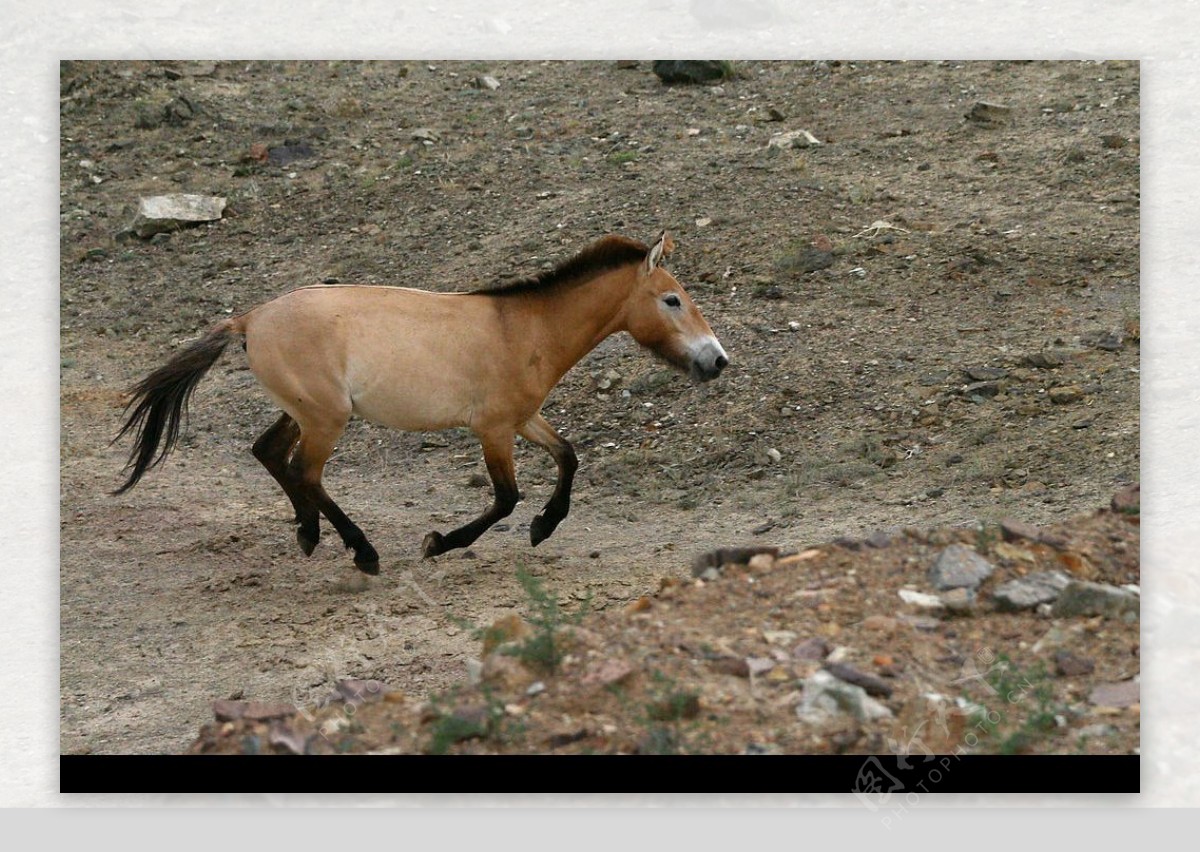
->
[421,531,446,559]
[530,515,556,546]
[297,529,318,556]
[355,558,380,576]
[354,542,380,574]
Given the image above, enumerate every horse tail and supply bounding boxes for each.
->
[112,320,239,495]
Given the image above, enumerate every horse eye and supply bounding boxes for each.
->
[663,294,682,308]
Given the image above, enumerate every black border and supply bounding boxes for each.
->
[61,754,1139,794]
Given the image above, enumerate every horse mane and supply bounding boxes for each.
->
[471,235,649,297]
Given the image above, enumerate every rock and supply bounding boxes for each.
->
[999,518,1043,543]
[992,541,1037,563]
[580,657,636,689]
[1089,679,1139,708]
[1049,385,1084,404]
[763,629,798,646]
[1111,483,1140,514]
[928,544,995,590]
[267,721,309,755]
[962,380,1000,399]
[898,589,945,610]
[1025,350,1068,368]
[480,653,538,692]
[652,60,727,85]
[765,447,782,464]
[991,571,1072,611]
[411,127,439,142]
[939,587,976,613]
[747,552,776,573]
[1054,650,1095,677]
[966,101,1012,124]
[242,701,297,721]
[797,670,892,724]
[1052,580,1139,618]
[473,75,501,90]
[132,194,226,238]
[212,699,247,722]
[267,142,316,166]
[791,637,830,661]
[823,662,893,698]
[691,545,780,577]
[767,129,822,150]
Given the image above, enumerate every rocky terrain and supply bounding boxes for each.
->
[59,60,1139,755]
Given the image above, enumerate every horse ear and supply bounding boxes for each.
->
[646,231,673,272]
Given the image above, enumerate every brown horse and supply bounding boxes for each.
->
[113,231,728,574]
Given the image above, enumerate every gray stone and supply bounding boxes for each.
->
[1025,350,1068,368]
[473,75,501,90]
[966,101,1012,124]
[767,129,822,150]
[1052,580,1139,618]
[823,662,893,698]
[797,670,893,724]
[1049,385,1085,404]
[652,60,727,85]
[133,194,226,238]
[940,586,977,613]
[962,380,1000,399]
[928,544,995,590]
[991,571,1072,611]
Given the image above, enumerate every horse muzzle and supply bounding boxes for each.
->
[689,337,729,382]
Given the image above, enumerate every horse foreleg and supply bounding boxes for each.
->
[422,432,518,558]
[288,424,380,575]
[251,413,320,552]
[519,414,578,547]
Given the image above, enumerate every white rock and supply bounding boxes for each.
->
[133,194,226,238]
[899,588,945,610]
[767,129,821,150]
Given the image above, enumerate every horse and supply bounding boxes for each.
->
[112,231,728,574]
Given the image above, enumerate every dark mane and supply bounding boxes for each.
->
[471,235,649,297]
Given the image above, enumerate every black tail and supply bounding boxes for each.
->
[112,323,236,495]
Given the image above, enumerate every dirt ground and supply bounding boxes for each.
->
[59,60,1139,756]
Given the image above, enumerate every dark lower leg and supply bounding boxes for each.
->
[305,482,380,574]
[519,416,578,547]
[252,413,320,552]
[423,440,518,558]
[530,442,577,546]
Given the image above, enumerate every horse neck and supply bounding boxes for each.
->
[519,265,637,385]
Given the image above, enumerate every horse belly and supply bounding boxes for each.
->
[349,380,474,432]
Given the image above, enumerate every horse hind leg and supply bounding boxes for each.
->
[287,420,381,575]
[251,413,321,555]
[422,431,518,558]
[519,414,578,546]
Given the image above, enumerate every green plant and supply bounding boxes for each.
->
[972,654,1061,755]
[500,568,588,675]
[608,150,639,166]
